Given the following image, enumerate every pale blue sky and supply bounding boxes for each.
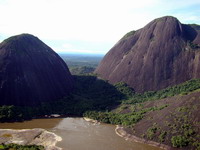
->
[0,0,200,54]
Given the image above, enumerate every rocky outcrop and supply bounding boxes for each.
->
[0,34,73,106]
[95,16,200,93]
[0,128,62,150]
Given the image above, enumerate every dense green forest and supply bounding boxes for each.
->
[123,78,200,104]
[0,143,44,150]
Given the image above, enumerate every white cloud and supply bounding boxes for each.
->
[52,42,106,54]
[0,0,161,42]
[0,0,200,54]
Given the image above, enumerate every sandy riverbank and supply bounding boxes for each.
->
[83,117,99,124]
[83,117,173,150]
[115,125,173,150]
[0,128,62,150]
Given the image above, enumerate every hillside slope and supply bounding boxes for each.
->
[84,79,200,149]
[129,91,200,149]
[95,16,200,93]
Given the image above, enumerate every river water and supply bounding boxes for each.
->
[0,117,161,150]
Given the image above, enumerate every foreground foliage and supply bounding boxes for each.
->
[0,143,44,150]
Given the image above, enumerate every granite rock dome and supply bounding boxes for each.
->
[95,16,200,93]
[0,34,73,106]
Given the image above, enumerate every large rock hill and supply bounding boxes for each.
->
[95,16,200,93]
[0,34,73,106]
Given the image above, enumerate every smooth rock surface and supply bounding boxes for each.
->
[95,16,200,92]
[0,34,73,105]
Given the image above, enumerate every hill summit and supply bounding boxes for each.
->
[95,16,200,93]
[0,34,73,106]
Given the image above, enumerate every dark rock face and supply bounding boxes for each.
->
[95,16,200,93]
[0,34,73,106]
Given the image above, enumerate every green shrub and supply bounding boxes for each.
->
[171,135,189,147]
[0,143,44,150]
[121,30,136,40]
[114,82,135,98]
[146,125,158,140]
[192,141,200,150]
[159,131,167,143]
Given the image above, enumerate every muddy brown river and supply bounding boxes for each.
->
[0,117,161,150]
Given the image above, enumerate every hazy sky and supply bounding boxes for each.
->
[0,0,200,54]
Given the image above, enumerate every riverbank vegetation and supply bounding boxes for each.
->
[0,75,127,122]
[83,104,168,126]
[0,143,44,150]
